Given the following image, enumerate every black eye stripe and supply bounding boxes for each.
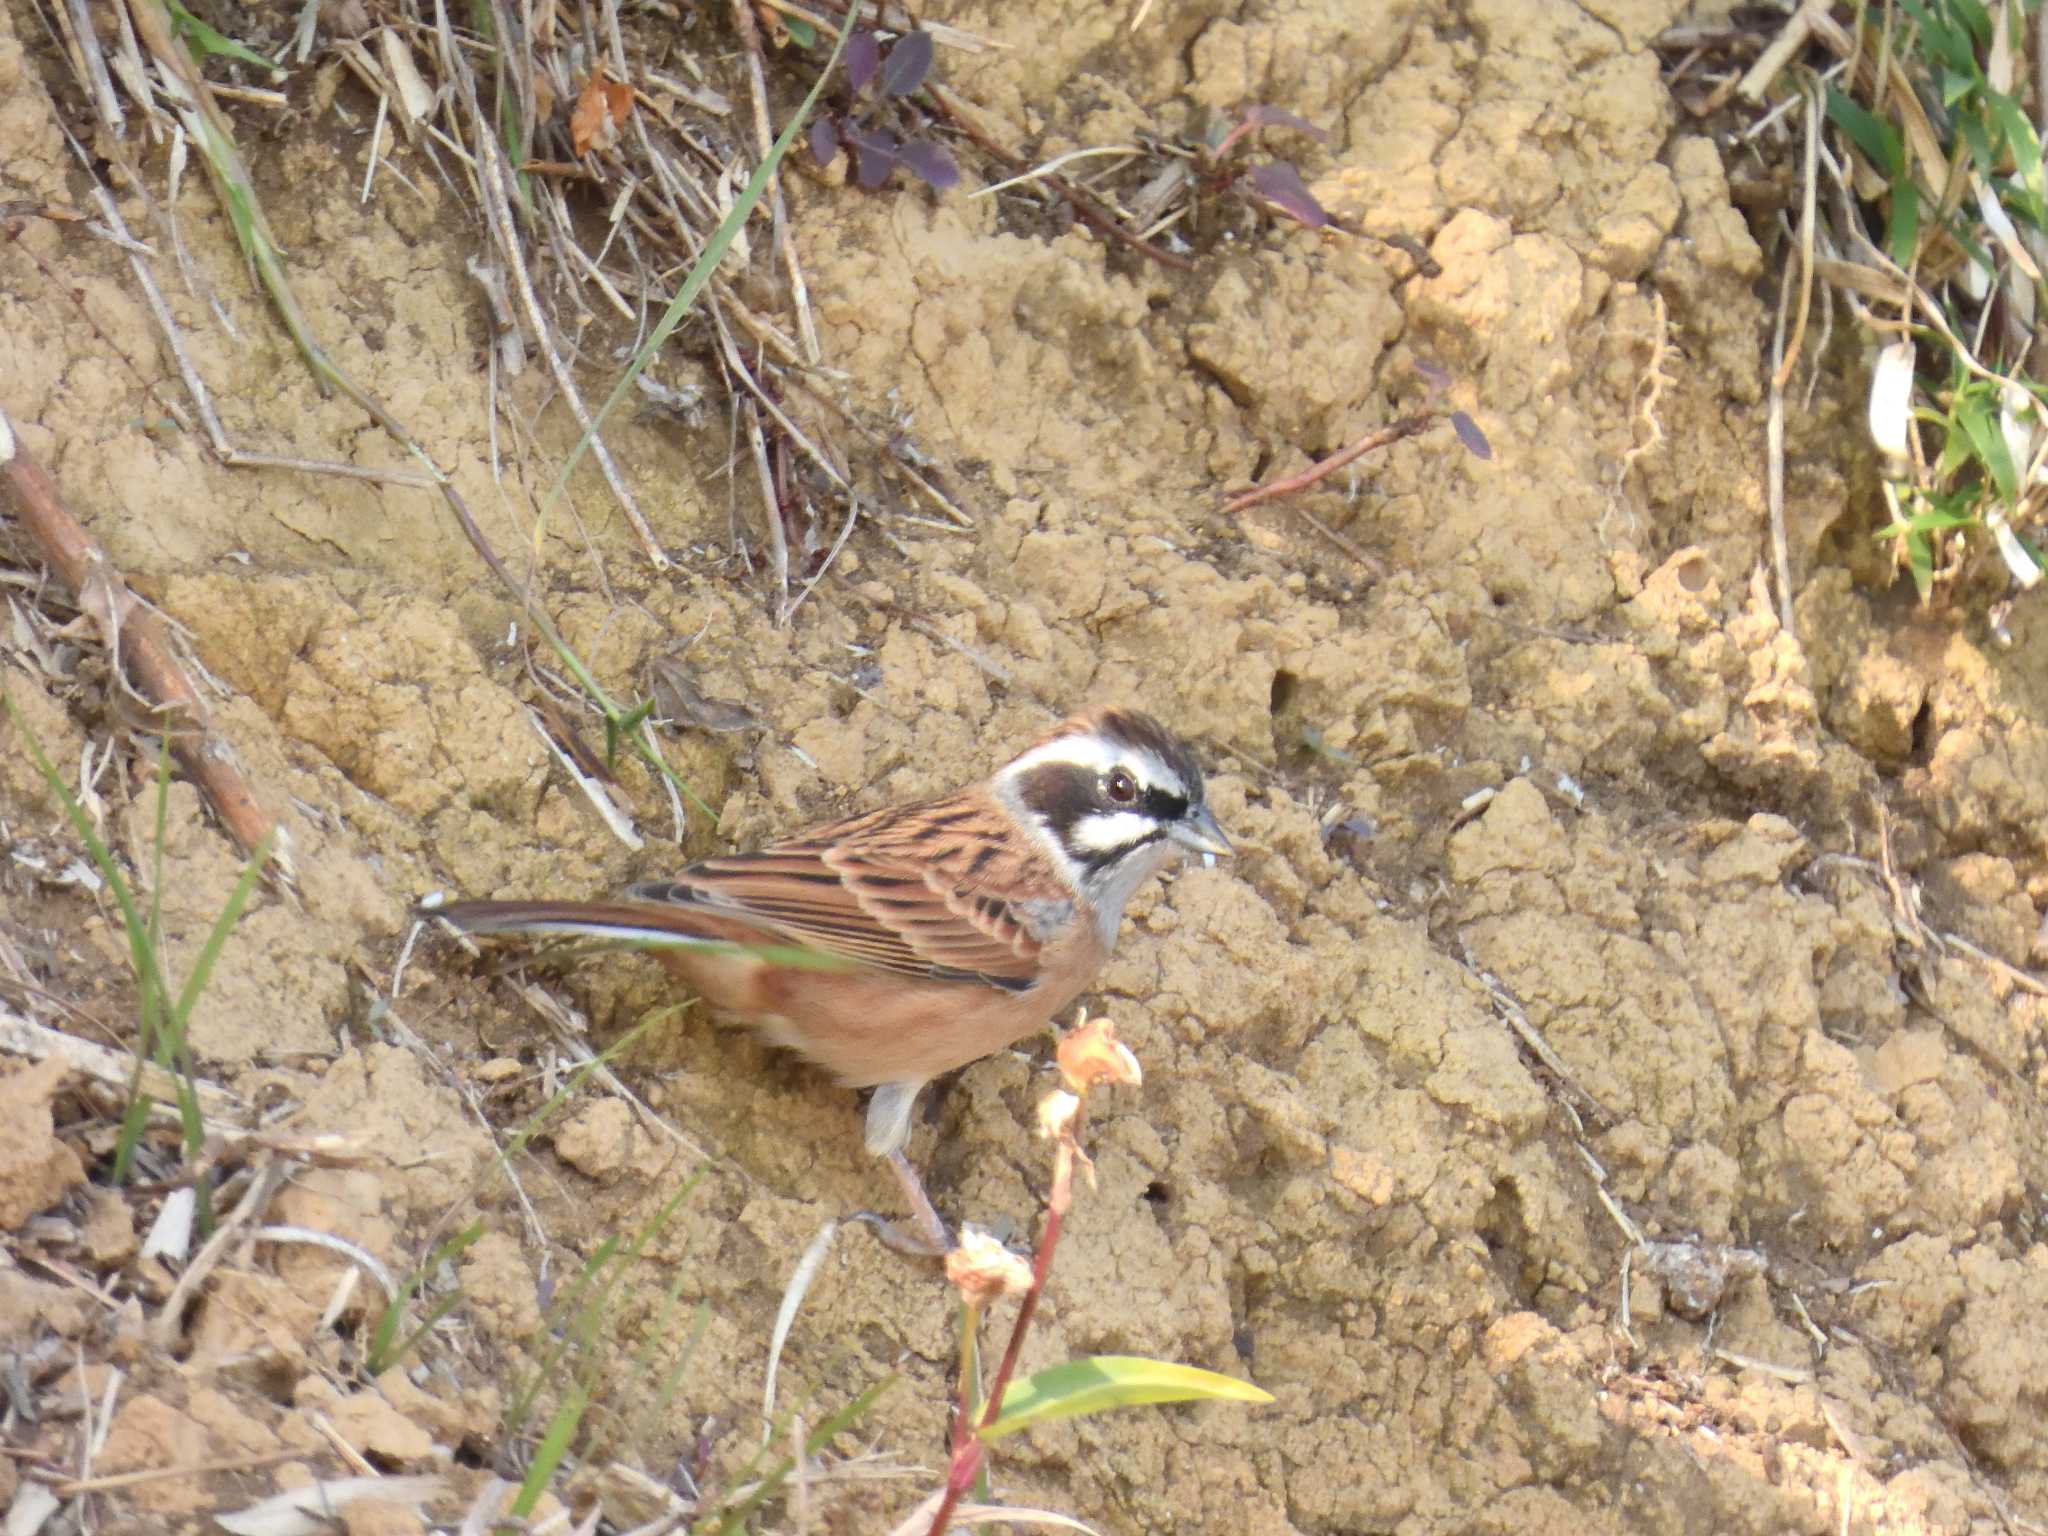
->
[1015,759,1202,869]
[1080,826,1166,875]
[1142,787,1186,822]
[1015,763,1102,844]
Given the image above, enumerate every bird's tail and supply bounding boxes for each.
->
[424,898,858,971]
[424,898,725,948]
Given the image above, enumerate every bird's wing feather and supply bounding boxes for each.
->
[628,797,1064,988]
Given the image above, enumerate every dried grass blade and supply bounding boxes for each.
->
[548,19,856,538]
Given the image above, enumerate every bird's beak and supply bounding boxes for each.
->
[1170,804,1233,859]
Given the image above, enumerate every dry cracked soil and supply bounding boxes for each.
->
[3,0,2048,1532]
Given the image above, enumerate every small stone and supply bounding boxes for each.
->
[552,1097,636,1181]
[78,1188,138,1267]
[326,1388,438,1464]
[341,1498,429,1536]
[0,1058,86,1230]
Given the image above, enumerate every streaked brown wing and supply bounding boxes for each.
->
[629,795,1061,988]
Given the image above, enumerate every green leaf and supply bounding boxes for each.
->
[498,1013,662,1168]
[169,831,272,1049]
[623,1297,710,1457]
[1953,386,2018,503]
[1907,525,1936,599]
[1958,105,1997,171]
[165,0,276,70]
[6,697,179,1182]
[980,1356,1273,1441]
[1949,0,1992,47]
[1901,503,1978,533]
[1900,0,1978,75]
[783,14,816,46]
[603,696,658,768]
[1826,87,1902,176]
[1989,91,2043,188]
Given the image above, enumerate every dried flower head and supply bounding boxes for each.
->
[1037,1089,1081,1142]
[1057,1011,1142,1094]
[945,1225,1033,1308]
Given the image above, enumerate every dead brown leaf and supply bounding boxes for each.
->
[569,69,633,156]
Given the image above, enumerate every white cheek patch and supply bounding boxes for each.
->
[1070,810,1160,855]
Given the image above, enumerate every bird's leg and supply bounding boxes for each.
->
[878,1149,953,1256]
[852,1080,952,1256]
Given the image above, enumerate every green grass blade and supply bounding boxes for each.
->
[154,826,271,1170]
[8,697,163,1005]
[1958,104,1997,172]
[367,1220,485,1375]
[513,1380,589,1518]
[1826,86,1902,176]
[112,1095,155,1183]
[492,1013,665,1168]
[164,0,276,68]
[1898,0,1978,76]
[963,1311,991,1501]
[376,1290,467,1377]
[504,1236,621,1439]
[6,696,184,1182]
[980,1356,1273,1442]
[169,830,274,1038]
[557,1171,705,1450]
[623,1296,710,1458]
[149,737,169,970]
[700,1375,896,1535]
[1899,505,1977,533]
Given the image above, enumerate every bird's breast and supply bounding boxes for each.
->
[1011,896,1076,943]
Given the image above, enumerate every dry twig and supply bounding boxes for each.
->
[0,407,287,879]
[1220,413,1436,517]
[927,84,1193,272]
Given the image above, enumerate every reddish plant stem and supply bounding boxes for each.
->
[979,1199,1066,1429]
[926,1141,1076,1536]
[1220,411,1437,517]
[0,405,286,878]
[928,1439,983,1531]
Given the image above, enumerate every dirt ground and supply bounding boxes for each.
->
[3,0,2048,1531]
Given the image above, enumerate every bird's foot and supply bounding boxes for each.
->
[851,1150,953,1257]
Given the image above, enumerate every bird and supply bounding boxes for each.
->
[427,706,1231,1253]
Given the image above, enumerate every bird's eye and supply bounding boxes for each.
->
[1106,768,1138,804]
